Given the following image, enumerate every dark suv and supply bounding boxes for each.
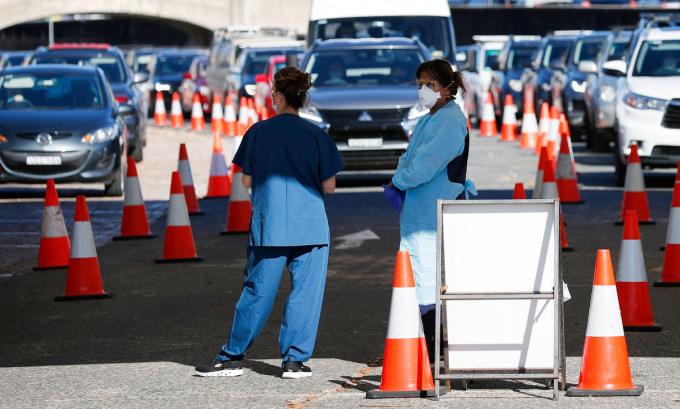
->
[493,35,541,118]
[28,43,148,162]
[298,38,431,169]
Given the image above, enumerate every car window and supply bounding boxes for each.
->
[155,55,196,75]
[484,49,501,70]
[507,45,537,70]
[541,41,570,68]
[305,48,425,87]
[0,73,105,110]
[608,40,630,61]
[31,54,127,83]
[134,53,154,73]
[242,50,299,75]
[573,38,606,65]
[633,39,680,77]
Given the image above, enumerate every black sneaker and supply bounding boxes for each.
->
[282,359,312,379]
[195,359,243,377]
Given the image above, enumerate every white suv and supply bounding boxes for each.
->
[607,24,680,186]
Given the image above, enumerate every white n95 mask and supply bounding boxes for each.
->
[418,86,440,109]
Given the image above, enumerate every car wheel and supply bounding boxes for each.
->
[104,160,125,197]
[613,138,626,187]
[131,144,143,163]
[592,131,611,153]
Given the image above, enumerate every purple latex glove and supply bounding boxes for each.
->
[382,184,405,212]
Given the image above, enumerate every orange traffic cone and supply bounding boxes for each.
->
[366,251,437,399]
[191,94,205,131]
[566,249,644,397]
[616,210,662,331]
[211,94,224,133]
[177,144,203,215]
[556,131,583,204]
[113,157,157,240]
[34,179,70,270]
[479,92,498,137]
[500,95,518,142]
[656,163,680,286]
[247,98,258,127]
[55,196,113,301]
[542,159,572,251]
[513,182,526,199]
[154,92,167,126]
[238,96,249,136]
[519,94,538,149]
[155,171,203,263]
[170,92,184,128]
[223,96,237,137]
[545,106,560,163]
[532,146,549,199]
[535,102,550,155]
[221,165,252,235]
[617,144,654,225]
[205,131,232,198]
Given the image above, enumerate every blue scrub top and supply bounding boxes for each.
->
[232,113,344,247]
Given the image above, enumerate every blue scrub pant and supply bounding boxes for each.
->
[217,244,329,365]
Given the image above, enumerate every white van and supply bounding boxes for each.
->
[307,0,458,67]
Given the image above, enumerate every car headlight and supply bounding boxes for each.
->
[299,105,324,123]
[199,85,211,96]
[509,79,523,92]
[407,104,429,120]
[82,125,119,144]
[541,83,551,92]
[570,80,587,93]
[244,84,257,96]
[598,85,616,102]
[624,91,667,111]
[155,83,171,92]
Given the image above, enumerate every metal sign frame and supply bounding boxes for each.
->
[434,199,566,401]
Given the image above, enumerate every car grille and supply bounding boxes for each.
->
[14,132,75,141]
[320,108,407,123]
[319,109,409,143]
[0,150,90,176]
[662,99,680,129]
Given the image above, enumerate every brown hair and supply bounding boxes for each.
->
[273,66,312,110]
[415,59,466,100]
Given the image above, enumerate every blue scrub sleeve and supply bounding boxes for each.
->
[318,131,344,181]
[232,127,254,175]
[392,113,466,191]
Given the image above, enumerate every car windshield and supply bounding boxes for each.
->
[3,54,28,67]
[309,17,453,62]
[304,48,425,87]
[31,54,127,83]
[572,38,606,65]
[484,49,501,70]
[633,39,680,77]
[240,50,301,76]
[155,55,196,75]
[541,41,570,68]
[507,45,537,70]
[133,53,154,73]
[0,73,105,110]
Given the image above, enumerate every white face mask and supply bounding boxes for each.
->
[272,92,279,113]
[418,86,441,109]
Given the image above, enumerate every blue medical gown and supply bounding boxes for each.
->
[233,113,344,246]
[392,102,470,305]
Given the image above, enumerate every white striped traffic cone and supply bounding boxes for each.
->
[205,131,232,198]
[500,95,518,142]
[113,157,157,240]
[221,165,252,234]
[55,196,113,301]
[566,249,643,397]
[247,98,258,126]
[545,106,560,163]
[479,92,498,137]
[542,159,572,251]
[617,144,654,225]
[170,92,184,128]
[513,182,527,199]
[191,93,205,131]
[532,146,549,199]
[178,143,203,215]
[616,210,662,331]
[211,94,224,133]
[223,95,237,137]
[154,92,167,126]
[238,96,249,136]
[155,171,203,263]
[535,102,550,155]
[555,131,583,204]
[656,163,680,286]
[34,179,70,270]
[519,93,538,149]
[366,251,436,399]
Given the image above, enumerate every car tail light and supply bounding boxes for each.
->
[115,95,131,104]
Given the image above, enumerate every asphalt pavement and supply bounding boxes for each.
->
[1,125,680,408]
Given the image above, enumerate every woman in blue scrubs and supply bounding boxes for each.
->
[196,67,344,379]
[388,60,475,362]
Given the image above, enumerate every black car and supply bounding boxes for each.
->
[142,48,208,116]
[298,38,431,169]
[0,65,133,196]
[27,43,148,162]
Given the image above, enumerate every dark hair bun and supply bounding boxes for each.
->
[273,67,312,110]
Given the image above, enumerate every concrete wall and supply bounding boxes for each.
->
[0,0,313,35]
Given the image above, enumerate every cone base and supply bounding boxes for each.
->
[55,291,114,301]
[33,265,68,271]
[188,211,205,216]
[220,230,248,235]
[562,247,574,252]
[653,281,680,287]
[615,220,655,226]
[155,256,204,264]
[561,200,584,205]
[566,385,643,397]
[366,386,447,399]
[659,246,665,251]
[624,324,662,332]
[113,233,158,241]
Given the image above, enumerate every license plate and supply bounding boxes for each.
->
[348,138,383,148]
[26,155,62,165]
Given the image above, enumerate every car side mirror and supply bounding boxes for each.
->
[578,61,598,75]
[117,103,136,117]
[133,72,149,84]
[465,49,477,72]
[602,59,626,77]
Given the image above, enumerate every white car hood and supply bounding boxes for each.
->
[627,76,680,100]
